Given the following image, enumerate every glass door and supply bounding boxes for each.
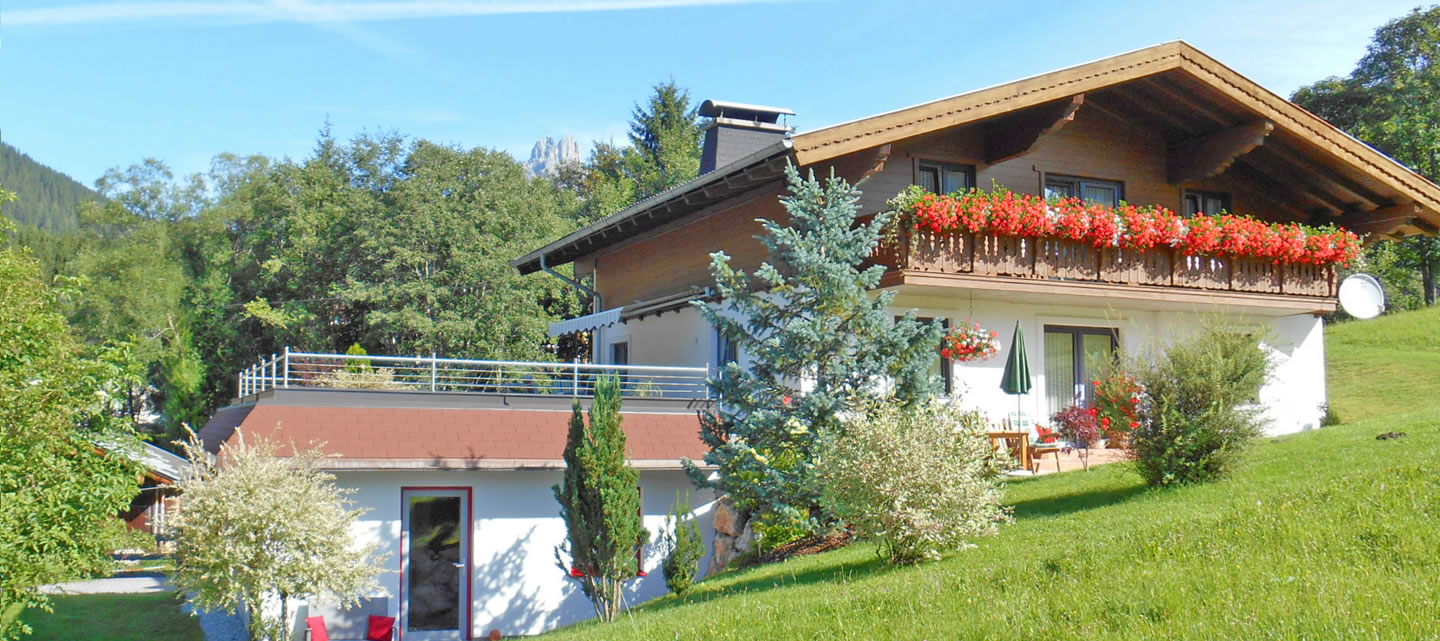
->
[1043,325,1119,416]
[402,489,470,640]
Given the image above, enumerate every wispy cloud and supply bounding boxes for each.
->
[6,0,783,27]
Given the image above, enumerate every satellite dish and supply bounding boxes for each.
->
[1338,274,1386,320]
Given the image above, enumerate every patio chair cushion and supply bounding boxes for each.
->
[307,616,330,641]
[366,615,396,641]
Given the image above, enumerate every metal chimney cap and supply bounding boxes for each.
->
[698,100,795,122]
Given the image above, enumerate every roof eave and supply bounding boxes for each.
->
[512,138,795,274]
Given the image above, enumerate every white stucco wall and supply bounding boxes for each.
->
[611,293,1328,435]
[890,295,1327,435]
[329,469,716,638]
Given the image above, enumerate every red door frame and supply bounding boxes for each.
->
[398,486,473,641]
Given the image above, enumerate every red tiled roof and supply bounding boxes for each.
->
[199,403,708,469]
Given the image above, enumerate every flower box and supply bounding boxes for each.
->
[1035,237,1100,280]
[973,234,1035,277]
[1100,247,1173,286]
[1230,257,1281,294]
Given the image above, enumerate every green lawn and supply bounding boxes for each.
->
[25,592,203,641]
[546,306,1440,640]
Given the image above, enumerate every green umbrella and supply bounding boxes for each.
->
[999,321,1033,427]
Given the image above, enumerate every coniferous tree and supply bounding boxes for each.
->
[553,375,648,621]
[685,165,946,541]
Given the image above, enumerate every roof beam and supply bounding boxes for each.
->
[1249,144,1390,208]
[1235,152,1357,215]
[984,94,1084,165]
[1141,75,1238,127]
[1223,163,1319,221]
[1168,120,1273,184]
[1338,202,1423,238]
[1108,86,1204,136]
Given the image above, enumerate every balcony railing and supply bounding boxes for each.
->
[875,229,1337,297]
[237,350,711,400]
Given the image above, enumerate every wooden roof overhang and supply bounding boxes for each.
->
[793,41,1440,241]
[512,140,795,275]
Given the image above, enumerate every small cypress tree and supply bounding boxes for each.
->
[553,375,648,621]
[662,492,704,596]
[685,164,946,539]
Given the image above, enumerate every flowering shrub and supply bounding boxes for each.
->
[815,398,1010,564]
[888,185,1361,267]
[1093,369,1142,448]
[941,320,1000,362]
[1050,404,1102,470]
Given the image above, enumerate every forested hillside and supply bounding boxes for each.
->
[0,82,703,447]
[0,141,99,230]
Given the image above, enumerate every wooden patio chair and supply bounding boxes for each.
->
[986,429,1032,472]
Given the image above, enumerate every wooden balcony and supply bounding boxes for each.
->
[873,229,1338,312]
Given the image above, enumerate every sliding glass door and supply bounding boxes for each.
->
[1043,325,1119,417]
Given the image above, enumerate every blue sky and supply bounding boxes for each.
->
[0,0,1426,186]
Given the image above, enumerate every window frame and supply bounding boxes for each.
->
[915,160,976,195]
[1043,174,1125,206]
[1042,324,1119,413]
[1182,189,1231,217]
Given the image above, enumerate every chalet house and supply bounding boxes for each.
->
[198,41,1440,639]
[515,41,1440,435]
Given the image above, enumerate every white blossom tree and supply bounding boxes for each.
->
[174,430,382,641]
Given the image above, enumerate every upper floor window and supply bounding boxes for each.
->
[916,161,975,194]
[1183,190,1231,217]
[1045,174,1123,208]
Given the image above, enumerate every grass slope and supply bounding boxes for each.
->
[25,593,202,641]
[548,307,1440,641]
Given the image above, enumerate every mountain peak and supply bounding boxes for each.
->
[524,135,581,177]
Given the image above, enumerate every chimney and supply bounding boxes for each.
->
[698,100,795,174]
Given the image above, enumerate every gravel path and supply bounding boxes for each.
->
[183,601,248,641]
[39,573,173,594]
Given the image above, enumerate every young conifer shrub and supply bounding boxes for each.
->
[687,164,946,545]
[661,492,705,597]
[814,399,1009,564]
[1129,324,1272,486]
[553,375,648,621]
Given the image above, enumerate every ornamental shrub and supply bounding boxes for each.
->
[661,492,705,597]
[1129,324,1272,487]
[814,399,1009,564]
[1050,404,1101,471]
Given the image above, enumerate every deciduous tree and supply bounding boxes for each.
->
[0,207,142,640]
[173,432,382,641]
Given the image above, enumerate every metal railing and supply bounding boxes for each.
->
[236,348,711,400]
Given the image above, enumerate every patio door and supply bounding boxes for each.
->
[401,488,470,640]
[1043,325,1119,417]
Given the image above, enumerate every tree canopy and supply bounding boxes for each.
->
[1293,6,1440,308]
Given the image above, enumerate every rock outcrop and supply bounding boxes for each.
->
[523,135,581,177]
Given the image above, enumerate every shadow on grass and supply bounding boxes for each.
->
[1008,482,1150,520]
[640,552,894,615]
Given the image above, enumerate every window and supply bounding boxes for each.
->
[916,161,974,194]
[715,329,738,370]
[610,342,629,365]
[1044,174,1124,207]
[1183,190,1231,217]
[1042,325,1119,417]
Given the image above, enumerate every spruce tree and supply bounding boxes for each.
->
[685,164,945,540]
[553,375,648,621]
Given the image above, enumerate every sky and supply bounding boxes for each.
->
[0,0,1427,187]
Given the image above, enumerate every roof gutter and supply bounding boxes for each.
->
[540,253,601,314]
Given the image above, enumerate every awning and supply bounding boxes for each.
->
[549,307,624,337]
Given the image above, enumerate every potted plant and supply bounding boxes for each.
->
[940,319,1000,362]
